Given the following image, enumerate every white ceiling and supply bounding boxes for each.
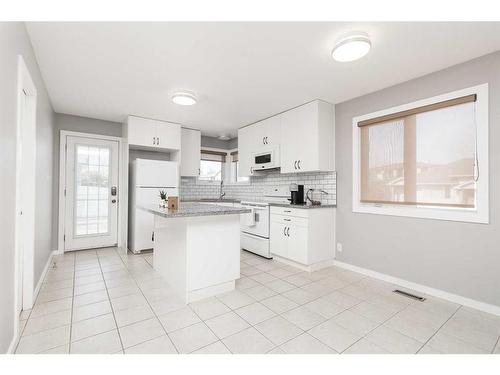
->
[26,22,500,137]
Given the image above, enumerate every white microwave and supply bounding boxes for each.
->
[252,146,280,171]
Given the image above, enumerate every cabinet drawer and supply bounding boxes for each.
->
[270,206,309,218]
[270,214,308,227]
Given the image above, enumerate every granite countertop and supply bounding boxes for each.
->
[181,198,241,203]
[137,202,250,218]
[269,203,336,209]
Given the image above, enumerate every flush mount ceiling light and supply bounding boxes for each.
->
[172,91,197,106]
[218,134,231,140]
[331,32,371,62]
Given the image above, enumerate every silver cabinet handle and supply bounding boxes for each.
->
[297,160,301,169]
[250,167,254,174]
[294,161,297,170]
[153,137,156,145]
[263,137,265,145]
[284,210,291,213]
[286,227,290,236]
[283,226,286,236]
[284,218,291,221]
[157,137,160,146]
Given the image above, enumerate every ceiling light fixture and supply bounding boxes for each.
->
[172,91,197,106]
[218,134,231,140]
[331,32,371,62]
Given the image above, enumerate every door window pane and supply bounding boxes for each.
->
[74,145,111,236]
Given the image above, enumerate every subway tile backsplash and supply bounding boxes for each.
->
[180,170,336,205]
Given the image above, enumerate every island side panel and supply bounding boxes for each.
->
[153,215,188,303]
[186,214,241,301]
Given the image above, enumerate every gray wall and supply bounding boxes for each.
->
[51,113,123,249]
[335,51,500,307]
[201,135,235,150]
[0,22,55,353]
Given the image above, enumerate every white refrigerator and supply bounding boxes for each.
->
[128,158,179,253]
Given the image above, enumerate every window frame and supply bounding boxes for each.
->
[352,83,489,224]
[196,147,226,185]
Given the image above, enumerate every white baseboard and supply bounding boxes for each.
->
[333,260,500,317]
[7,331,19,354]
[7,250,56,354]
[33,250,57,302]
[273,255,334,272]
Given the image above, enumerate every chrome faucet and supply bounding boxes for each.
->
[219,180,226,200]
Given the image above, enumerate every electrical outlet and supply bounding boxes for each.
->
[336,243,343,253]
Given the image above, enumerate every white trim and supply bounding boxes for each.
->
[333,260,500,317]
[14,55,37,350]
[33,250,57,308]
[273,255,334,272]
[352,83,489,224]
[58,130,124,253]
[7,331,19,354]
[8,250,57,354]
[188,280,235,303]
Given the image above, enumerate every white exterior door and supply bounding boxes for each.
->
[64,135,119,250]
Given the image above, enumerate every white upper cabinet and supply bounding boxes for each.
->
[180,128,201,177]
[261,115,281,146]
[237,114,282,177]
[126,116,181,151]
[280,100,335,174]
[237,124,255,177]
[237,100,334,177]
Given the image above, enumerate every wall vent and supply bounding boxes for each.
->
[393,289,426,302]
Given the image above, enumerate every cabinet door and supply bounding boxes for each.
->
[294,101,318,172]
[246,120,265,150]
[270,221,287,258]
[181,128,201,176]
[286,223,308,264]
[155,121,181,150]
[237,126,255,177]
[280,108,299,173]
[127,116,156,148]
[263,115,281,146]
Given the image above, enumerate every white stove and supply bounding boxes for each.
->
[240,186,290,259]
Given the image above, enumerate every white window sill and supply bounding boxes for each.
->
[352,202,488,224]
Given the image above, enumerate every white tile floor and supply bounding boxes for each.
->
[15,247,500,354]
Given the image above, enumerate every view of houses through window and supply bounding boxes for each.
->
[360,101,476,208]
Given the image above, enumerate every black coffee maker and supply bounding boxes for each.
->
[289,183,305,205]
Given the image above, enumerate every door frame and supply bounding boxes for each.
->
[14,55,37,326]
[58,130,125,253]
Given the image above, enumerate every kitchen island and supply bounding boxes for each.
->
[138,203,250,303]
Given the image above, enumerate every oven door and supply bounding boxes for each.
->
[240,204,269,238]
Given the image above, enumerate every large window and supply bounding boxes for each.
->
[199,150,225,181]
[353,84,489,223]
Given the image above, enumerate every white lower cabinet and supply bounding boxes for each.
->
[270,206,334,269]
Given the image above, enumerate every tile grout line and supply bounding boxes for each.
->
[414,304,462,353]
[115,248,180,354]
[96,249,127,353]
[338,300,403,354]
[67,251,77,353]
[491,334,500,354]
[14,254,76,353]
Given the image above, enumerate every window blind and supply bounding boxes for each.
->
[359,97,477,208]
